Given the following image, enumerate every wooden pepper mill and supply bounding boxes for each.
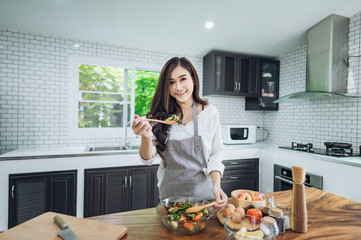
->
[290,166,307,232]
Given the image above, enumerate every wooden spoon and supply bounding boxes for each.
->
[146,119,178,125]
[185,200,226,213]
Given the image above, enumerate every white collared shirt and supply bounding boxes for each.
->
[140,104,225,187]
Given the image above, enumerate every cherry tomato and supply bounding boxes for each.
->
[183,222,195,230]
[247,208,262,224]
[193,212,202,221]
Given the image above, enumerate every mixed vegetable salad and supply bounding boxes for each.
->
[163,201,210,233]
[165,114,182,123]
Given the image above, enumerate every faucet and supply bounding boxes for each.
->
[123,120,133,150]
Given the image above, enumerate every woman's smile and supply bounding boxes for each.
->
[176,90,187,96]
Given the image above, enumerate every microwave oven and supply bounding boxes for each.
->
[221,125,256,144]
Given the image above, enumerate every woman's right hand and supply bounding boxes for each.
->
[132,115,153,139]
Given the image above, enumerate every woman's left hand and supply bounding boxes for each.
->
[212,185,228,208]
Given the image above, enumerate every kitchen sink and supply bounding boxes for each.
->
[87,145,140,152]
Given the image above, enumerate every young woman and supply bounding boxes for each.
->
[131,57,227,206]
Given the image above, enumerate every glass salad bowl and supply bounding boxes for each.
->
[156,196,215,235]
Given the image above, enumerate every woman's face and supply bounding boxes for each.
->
[168,65,194,104]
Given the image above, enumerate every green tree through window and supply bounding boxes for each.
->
[135,70,160,117]
[78,64,159,128]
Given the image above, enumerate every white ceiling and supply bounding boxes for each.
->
[1,0,361,58]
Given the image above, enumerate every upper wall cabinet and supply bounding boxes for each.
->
[245,59,280,111]
[203,51,258,97]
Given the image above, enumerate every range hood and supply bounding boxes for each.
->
[274,14,360,103]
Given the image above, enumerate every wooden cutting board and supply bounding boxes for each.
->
[0,212,127,240]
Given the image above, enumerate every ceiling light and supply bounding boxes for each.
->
[73,43,80,48]
[205,21,213,29]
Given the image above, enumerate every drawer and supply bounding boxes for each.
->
[223,158,259,173]
[222,173,259,183]
[221,173,259,195]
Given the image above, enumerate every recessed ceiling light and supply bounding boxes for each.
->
[205,21,213,29]
[73,43,80,48]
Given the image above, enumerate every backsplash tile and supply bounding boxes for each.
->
[265,12,361,150]
[1,12,361,155]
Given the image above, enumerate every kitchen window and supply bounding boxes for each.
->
[69,57,160,137]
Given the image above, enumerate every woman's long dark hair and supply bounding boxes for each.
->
[147,57,207,167]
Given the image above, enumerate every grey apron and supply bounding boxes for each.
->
[159,101,214,200]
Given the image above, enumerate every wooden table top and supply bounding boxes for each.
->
[89,188,361,239]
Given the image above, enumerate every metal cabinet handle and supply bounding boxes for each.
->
[230,176,239,180]
[124,176,127,187]
[11,185,15,199]
[230,161,240,165]
[237,82,240,91]
[129,176,132,188]
[234,81,237,91]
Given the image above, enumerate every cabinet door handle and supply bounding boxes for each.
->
[234,81,237,91]
[129,176,132,188]
[11,185,15,199]
[230,176,239,180]
[237,82,240,91]
[230,161,240,165]
[124,176,127,187]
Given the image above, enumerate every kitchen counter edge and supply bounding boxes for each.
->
[0,150,140,161]
[1,144,361,169]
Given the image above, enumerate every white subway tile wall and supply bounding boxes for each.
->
[0,32,203,153]
[207,95,265,141]
[1,12,361,154]
[265,12,361,150]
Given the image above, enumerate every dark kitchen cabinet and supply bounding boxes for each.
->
[84,165,159,217]
[221,159,259,197]
[203,51,258,97]
[128,166,159,211]
[245,59,280,111]
[8,170,77,228]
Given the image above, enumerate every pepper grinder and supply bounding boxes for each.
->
[290,166,307,232]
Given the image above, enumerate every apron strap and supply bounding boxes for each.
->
[193,101,199,137]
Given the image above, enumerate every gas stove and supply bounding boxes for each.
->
[279,142,360,157]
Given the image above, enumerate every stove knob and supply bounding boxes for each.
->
[282,170,287,176]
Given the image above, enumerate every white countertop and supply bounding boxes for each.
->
[0,145,139,159]
[0,143,262,159]
[1,142,360,168]
[275,146,361,168]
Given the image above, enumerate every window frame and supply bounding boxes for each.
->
[68,56,161,138]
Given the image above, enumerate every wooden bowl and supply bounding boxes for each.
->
[217,209,226,224]
[231,189,265,209]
